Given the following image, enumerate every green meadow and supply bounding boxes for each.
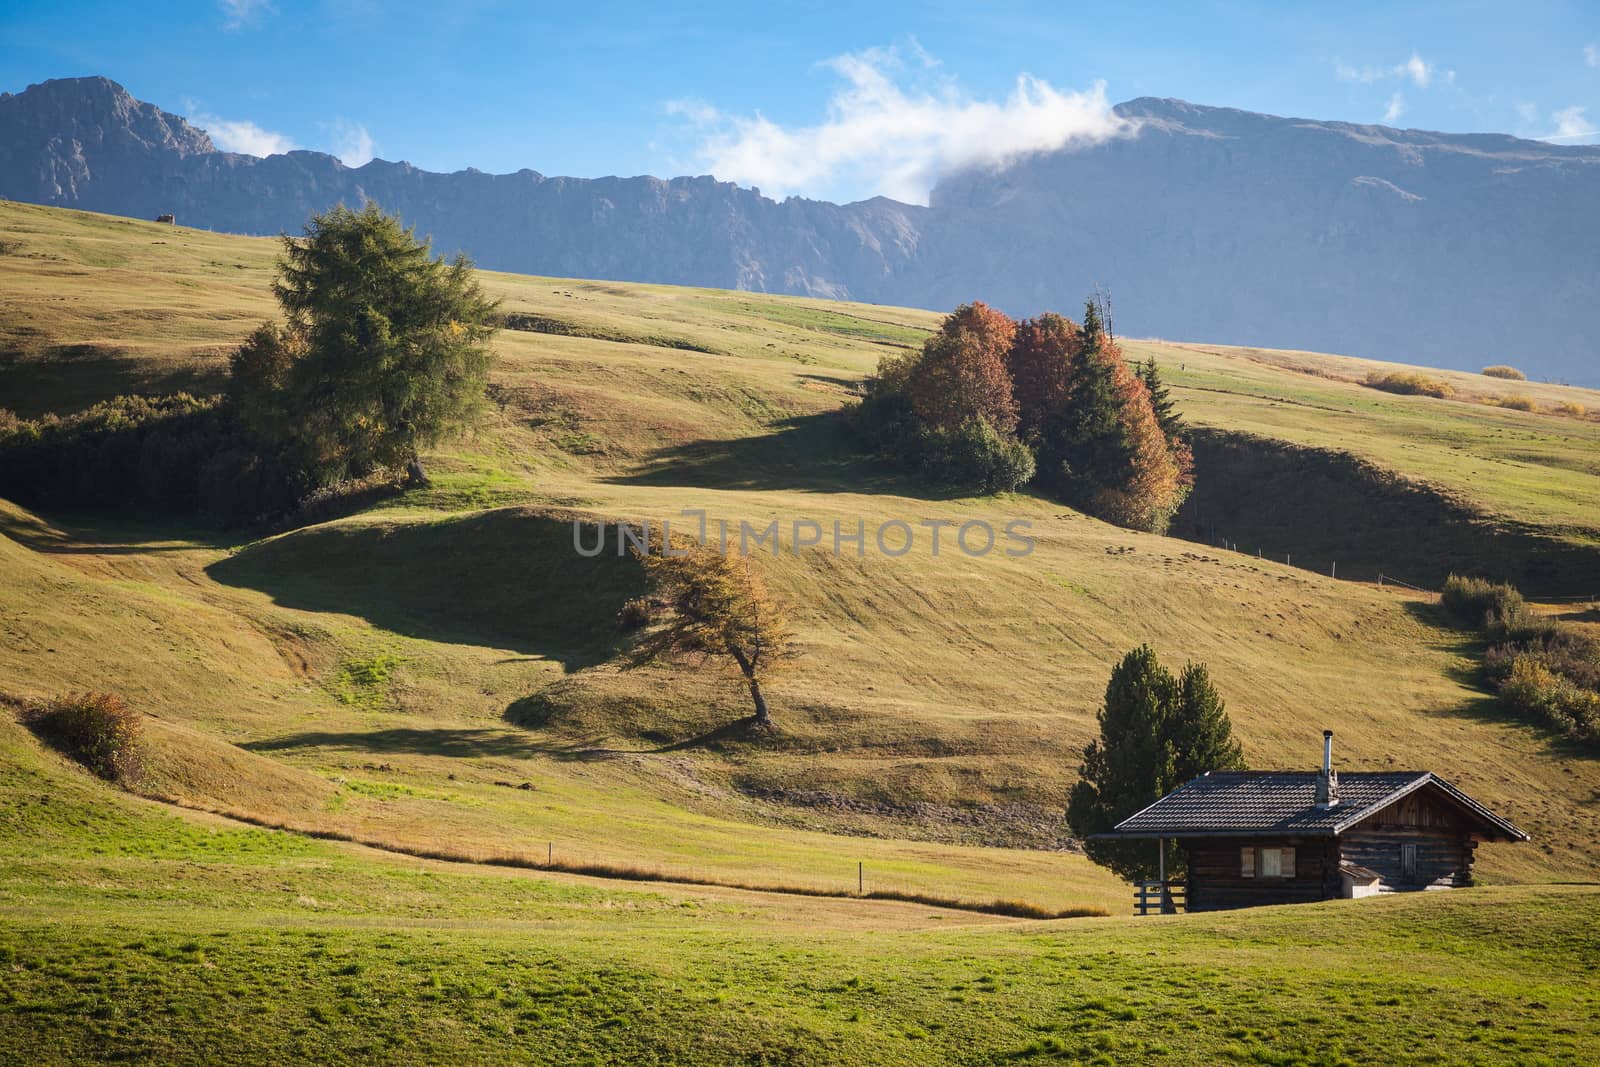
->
[2,201,1598,1063]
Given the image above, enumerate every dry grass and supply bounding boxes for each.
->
[3,201,1600,907]
[1482,364,1527,380]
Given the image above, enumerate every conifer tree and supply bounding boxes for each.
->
[1067,646,1246,881]
[245,202,499,486]
[1138,358,1183,443]
[1048,301,1134,498]
[631,539,796,727]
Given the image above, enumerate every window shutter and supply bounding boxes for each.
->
[1240,847,1255,878]
[1281,846,1296,879]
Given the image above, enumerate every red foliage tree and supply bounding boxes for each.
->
[1008,312,1080,441]
[905,302,1020,435]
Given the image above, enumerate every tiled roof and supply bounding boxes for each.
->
[1102,770,1527,841]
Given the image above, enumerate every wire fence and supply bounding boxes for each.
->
[1202,536,1597,604]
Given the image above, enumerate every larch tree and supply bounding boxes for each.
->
[632,539,797,728]
[241,202,499,486]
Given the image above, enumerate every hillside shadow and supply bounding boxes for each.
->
[0,356,225,420]
[243,727,548,759]
[607,412,933,497]
[207,509,645,666]
[0,508,235,555]
[243,718,772,764]
[504,692,770,756]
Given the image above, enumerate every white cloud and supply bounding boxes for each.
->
[188,109,297,156]
[1516,101,1539,124]
[1545,105,1597,142]
[1335,51,1435,88]
[1585,43,1599,68]
[326,119,376,167]
[219,0,275,31]
[667,44,1132,204]
[1383,92,1405,124]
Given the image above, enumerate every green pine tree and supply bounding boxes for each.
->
[1138,358,1183,443]
[1169,662,1245,782]
[1067,646,1246,882]
[1045,300,1133,499]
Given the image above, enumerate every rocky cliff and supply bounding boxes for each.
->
[3,77,1596,382]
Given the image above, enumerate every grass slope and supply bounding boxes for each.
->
[2,733,1597,1065]
[2,202,1599,1063]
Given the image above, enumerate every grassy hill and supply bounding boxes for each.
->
[2,201,1598,1062]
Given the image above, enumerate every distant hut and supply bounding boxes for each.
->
[1094,731,1528,913]
[155,213,175,224]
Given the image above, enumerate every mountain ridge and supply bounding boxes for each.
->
[3,76,1596,382]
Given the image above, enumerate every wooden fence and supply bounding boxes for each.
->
[1133,880,1186,915]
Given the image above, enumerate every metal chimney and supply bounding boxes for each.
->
[1315,730,1339,808]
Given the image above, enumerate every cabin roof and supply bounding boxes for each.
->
[1099,770,1528,841]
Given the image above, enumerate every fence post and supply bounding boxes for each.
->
[1331,561,1337,579]
[858,861,864,895]
[548,841,552,866]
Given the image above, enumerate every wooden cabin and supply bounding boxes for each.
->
[1096,732,1527,913]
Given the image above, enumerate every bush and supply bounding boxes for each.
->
[916,418,1037,494]
[1364,371,1455,399]
[617,597,656,630]
[1445,576,1600,748]
[1498,654,1599,739]
[1498,394,1537,412]
[1553,401,1588,418]
[21,692,143,782]
[0,394,308,523]
[1481,365,1527,380]
[1441,574,1525,629]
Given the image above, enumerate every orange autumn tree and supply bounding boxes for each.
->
[858,301,1035,493]
[1088,356,1194,532]
[855,295,1189,528]
[905,301,1020,434]
[1008,312,1080,443]
[630,536,796,728]
[1050,301,1193,533]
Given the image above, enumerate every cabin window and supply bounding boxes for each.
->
[1244,846,1295,879]
[1401,843,1418,881]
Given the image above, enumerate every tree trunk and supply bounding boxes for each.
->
[746,675,771,726]
[728,645,771,726]
[405,456,430,487]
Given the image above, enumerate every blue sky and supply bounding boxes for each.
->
[3,0,1597,203]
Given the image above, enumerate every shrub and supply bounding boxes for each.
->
[1553,401,1588,418]
[1498,654,1599,739]
[1441,574,1525,629]
[1445,576,1600,748]
[617,597,655,630]
[21,692,143,782]
[917,417,1037,494]
[1364,371,1455,399]
[1481,365,1527,380]
[1498,394,1537,412]
[0,394,308,523]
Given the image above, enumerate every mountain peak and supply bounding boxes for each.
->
[1,75,215,157]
